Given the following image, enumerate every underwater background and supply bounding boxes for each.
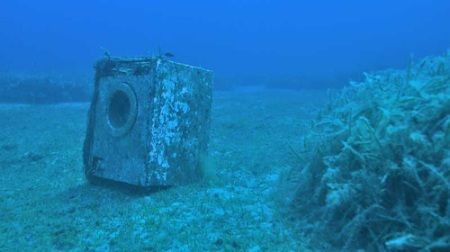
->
[1,1,450,251]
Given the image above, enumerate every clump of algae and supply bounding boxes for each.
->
[198,153,219,186]
[287,51,450,251]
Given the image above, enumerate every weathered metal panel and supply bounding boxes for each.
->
[83,57,212,187]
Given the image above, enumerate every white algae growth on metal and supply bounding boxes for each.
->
[83,57,213,187]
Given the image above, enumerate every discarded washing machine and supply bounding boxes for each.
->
[83,57,213,187]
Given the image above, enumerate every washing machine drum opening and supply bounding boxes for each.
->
[107,83,137,136]
[109,90,130,128]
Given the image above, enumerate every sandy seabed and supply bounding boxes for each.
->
[0,90,327,251]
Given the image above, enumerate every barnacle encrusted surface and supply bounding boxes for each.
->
[288,51,450,250]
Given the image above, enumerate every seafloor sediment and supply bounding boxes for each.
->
[0,90,327,251]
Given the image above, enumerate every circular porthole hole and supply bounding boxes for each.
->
[108,90,131,129]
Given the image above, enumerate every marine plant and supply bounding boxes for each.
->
[287,51,450,250]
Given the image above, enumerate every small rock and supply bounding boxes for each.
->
[23,152,44,162]
[214,238,224,246]
[231,186,249,197]
[95,243,110,252]
[265,173,279,183]
[261,188,273,198]
[207,188,233,200]
[248,245,262,252]
[64,206,76,214]
[1,143,17,151]
[213,207,225,217]
[260,222,273,229]
[231,240,240,249]
[171,202,183,208]
[245,178,258,188]
[144,196,154,204]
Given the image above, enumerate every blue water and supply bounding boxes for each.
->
[1,0,449,89]
[0,1,450,251]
